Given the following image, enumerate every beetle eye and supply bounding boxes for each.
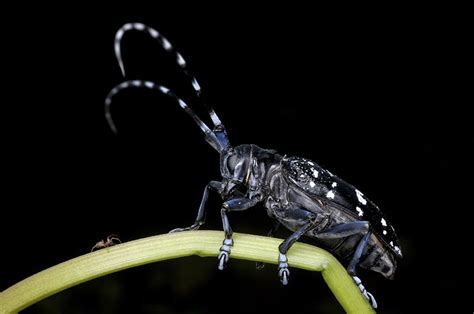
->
[227,155,237,170]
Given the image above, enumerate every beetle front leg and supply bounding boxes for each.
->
[217,197,259,270]
[170,181,223,233]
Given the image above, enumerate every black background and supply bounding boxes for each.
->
[1,3,471,313]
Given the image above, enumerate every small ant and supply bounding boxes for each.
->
[91,234,121,252]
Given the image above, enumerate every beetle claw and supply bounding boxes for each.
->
[279,268,290,285]
[217,251,228,270]
[256,261,265,270]
[365,291,378,309]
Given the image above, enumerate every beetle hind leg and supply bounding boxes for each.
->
[352,275,378,309]
[317,223,377,308]
[343,229,378,309]
[350,231,378,308]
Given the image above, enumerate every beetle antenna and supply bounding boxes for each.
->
[105,80,225,152]
[114,23,222,127]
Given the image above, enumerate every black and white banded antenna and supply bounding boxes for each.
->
[113,23,222,128]
[104,80,225,152]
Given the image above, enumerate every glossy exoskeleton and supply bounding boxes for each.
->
[105,23,402,309]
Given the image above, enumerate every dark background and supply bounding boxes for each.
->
[1,3,470,313]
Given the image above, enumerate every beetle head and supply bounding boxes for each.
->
[219,145,253,196]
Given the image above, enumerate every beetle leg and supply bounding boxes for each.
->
[311,221,371,274]
[346,230,378,309]
[316,221,369,239]
[313,222,377,308]
[352,275,378,308]
[346,230,372,276]
[347,231,379,308]
[217,197,259,270]
[277,212,319,285]
[170,181,223,233]
[256,221,281,270]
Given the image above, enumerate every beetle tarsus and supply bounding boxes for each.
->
[365,291,377,309]
[278,253,290,285]
[217,238,233,270]
[352,276,378,309]
[169,223,201,233]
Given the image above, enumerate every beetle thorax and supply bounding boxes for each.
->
[220,144,281,199]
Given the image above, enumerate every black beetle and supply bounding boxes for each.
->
[105,23,402,308]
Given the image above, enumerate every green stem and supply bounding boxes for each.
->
[0,231,374,313]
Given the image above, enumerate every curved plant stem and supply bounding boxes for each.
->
[0,231,374,313]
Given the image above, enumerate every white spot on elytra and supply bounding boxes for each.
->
[326,190,335,199]
[356,206,364,217]
[355,189,367,205]
[389,241,394,247]
[312,169,319,178]
[308,161,314,165]
[394,246,402,255]
[309,181,316,188]
[383,230,387,235]
[381,218,387,227]
[331,182,337,188]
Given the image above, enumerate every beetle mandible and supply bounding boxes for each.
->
[105,23,402,309]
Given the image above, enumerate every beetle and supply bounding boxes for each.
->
[105,23,402,308]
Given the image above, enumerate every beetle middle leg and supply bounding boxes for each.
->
[277,210,320,285]
[217,197,259,270]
